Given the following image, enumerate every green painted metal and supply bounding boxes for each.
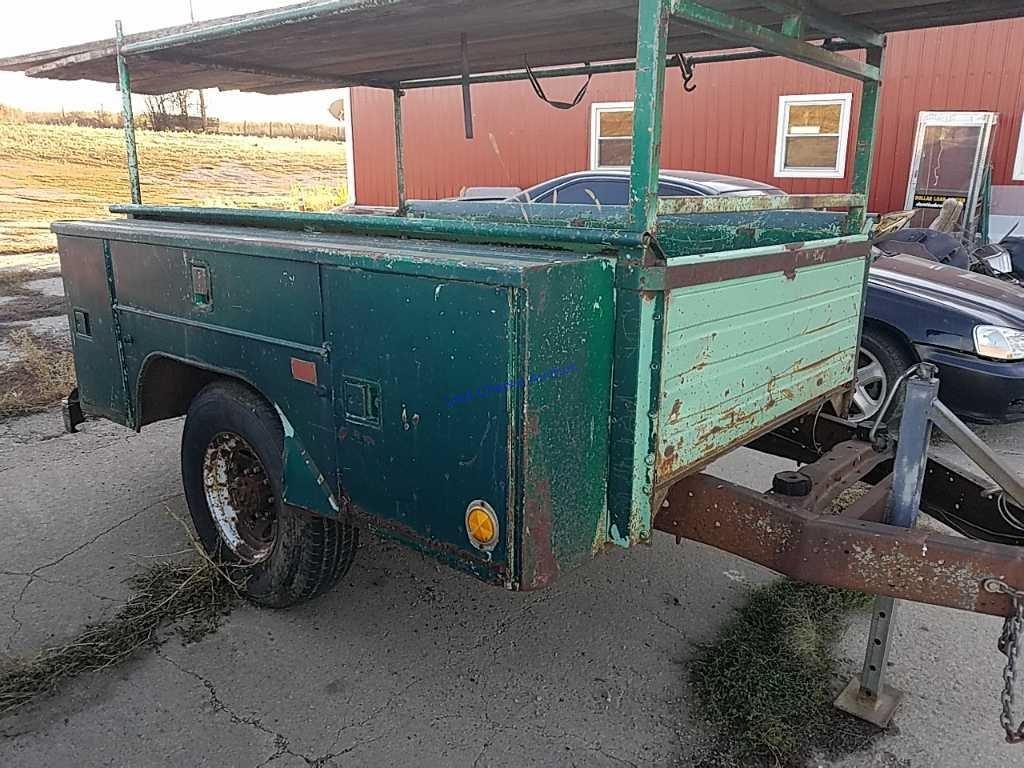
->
[517,258,615,585]
[399,43,864,91]
[848,45,885,232]
[47,0,896,592]
[114,21,141,205]
[655,242,869,485]
[323,266,518,581]
[656,193,866,217]
[108,204,647,252]
[405,200,851,258]
[670,0,881,82]
[781,13,807,39]
[57,236,128,423]
[628,0,670,232]
[606,265,663,547]
[320,253,614,587]
[762,0,884,48]
[53,218,601,287]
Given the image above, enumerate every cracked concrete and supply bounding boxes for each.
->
[1,406,1023,766]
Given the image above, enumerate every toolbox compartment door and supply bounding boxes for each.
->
[57,236,128,423]
[323,265,517,583]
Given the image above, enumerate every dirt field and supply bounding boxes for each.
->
[0,123,348,255]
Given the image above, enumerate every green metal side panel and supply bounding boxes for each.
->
[518,259,615,588]
[654,253,866,484]
[110,243,324,347]
[323,266,517,584]
[108,239,337,509]
[56,235,128,423]
[115,311,337,500]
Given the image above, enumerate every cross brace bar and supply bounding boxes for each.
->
[761,0,884,48]
[670,0,881,82]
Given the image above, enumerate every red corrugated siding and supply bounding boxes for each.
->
[352,19,1024,210]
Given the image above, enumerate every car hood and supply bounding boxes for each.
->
[870,254,1024,329]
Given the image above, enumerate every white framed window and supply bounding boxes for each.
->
[1014,114,1024,181]
[774,93,853,179]
[590,102,634,169]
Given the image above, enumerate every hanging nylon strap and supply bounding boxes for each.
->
[524,56,592,110]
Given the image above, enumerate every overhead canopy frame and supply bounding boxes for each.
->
[1,0,1022,241]
[1,0,1021,94]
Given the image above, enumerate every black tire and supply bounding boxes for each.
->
[853,327,916,424]
[181,380,358,608]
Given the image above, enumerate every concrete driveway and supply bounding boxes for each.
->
[1,405,1022,767]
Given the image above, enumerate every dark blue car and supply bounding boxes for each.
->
[504,170,1024,424]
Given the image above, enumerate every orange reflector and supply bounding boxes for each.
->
[290,357,318,385]
[466,500,499,551]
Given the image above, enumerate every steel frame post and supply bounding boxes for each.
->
[393,88,407,213]
[628,0,670,233]
[836,366,940,727]
[848,44,885,233]
[114,20,142,205]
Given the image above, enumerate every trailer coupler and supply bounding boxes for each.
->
[655,364,1024,739]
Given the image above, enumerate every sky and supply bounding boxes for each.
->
[0,0,346,124]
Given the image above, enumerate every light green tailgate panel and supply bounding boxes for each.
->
[654,241,868,485]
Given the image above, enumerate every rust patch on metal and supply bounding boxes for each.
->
[523,477,558,590]
[523,412,541,441]
[654,385,850,490]
[655,472,1024,618]
[667,399,682,423]
[664,241,867,290]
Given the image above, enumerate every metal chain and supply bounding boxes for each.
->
[984,578,1024,743]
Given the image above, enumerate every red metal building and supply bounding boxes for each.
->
[349,19,1024,213]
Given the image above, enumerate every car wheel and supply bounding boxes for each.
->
[181,380,358,608]
[849,329,916,424]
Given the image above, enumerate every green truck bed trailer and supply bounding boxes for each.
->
[53,208,866,590]
[6,0,1024,739]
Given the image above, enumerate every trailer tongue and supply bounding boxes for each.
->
[4,0,1024,742]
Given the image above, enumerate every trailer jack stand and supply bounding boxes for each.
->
[834,597,904,727]
[833,364,1024,731]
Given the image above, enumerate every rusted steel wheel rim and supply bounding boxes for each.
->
[849,347,887,422]
[202,431,278,562]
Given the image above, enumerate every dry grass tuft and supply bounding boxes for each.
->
[0,330,76,417]
[0,556,240,717]
[690,580,876,767]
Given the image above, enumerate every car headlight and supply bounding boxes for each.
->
[974,325,1024,361]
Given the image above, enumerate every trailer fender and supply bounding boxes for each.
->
[274,405,342,518]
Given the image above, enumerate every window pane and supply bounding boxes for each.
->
[913,125,984,197]
[551,180,629,205]
[787,103,842,135]
[784,135,840,169]
[598,138,632,167]
[599,110,633,138]
[657,183,698,197]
